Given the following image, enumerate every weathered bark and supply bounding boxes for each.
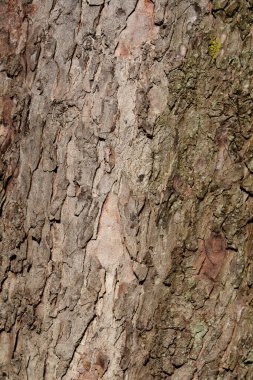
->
[1,0,253,379]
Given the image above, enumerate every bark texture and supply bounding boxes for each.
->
[1,0,253,379]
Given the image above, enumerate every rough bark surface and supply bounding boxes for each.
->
[1,0,253,379]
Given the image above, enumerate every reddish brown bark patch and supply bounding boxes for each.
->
[78,351,109,380]
[117,282,128,297]
[144,0,154,16]
[116,42,131,57]
[22,2,37,16]
[0,96,13,153]
[0,0,36,58]
[0,0,22,58]
[115,0,158,57]
[2,96,13,126]
[173,175,193,197]
[196,232,227,280]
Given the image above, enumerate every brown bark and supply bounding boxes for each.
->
[1,0,253,379]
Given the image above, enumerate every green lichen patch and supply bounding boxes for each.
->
[209,35,222,59]
[244,350,253,364]
[212,0,228,11]
[190,321,208,341]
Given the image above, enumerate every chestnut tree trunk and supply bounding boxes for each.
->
[1,0,253,379]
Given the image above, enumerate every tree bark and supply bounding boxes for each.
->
[1,0,253,379]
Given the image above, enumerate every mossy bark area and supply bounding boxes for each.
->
[1,0,253,379]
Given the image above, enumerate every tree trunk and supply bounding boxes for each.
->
[1,0,253,379]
